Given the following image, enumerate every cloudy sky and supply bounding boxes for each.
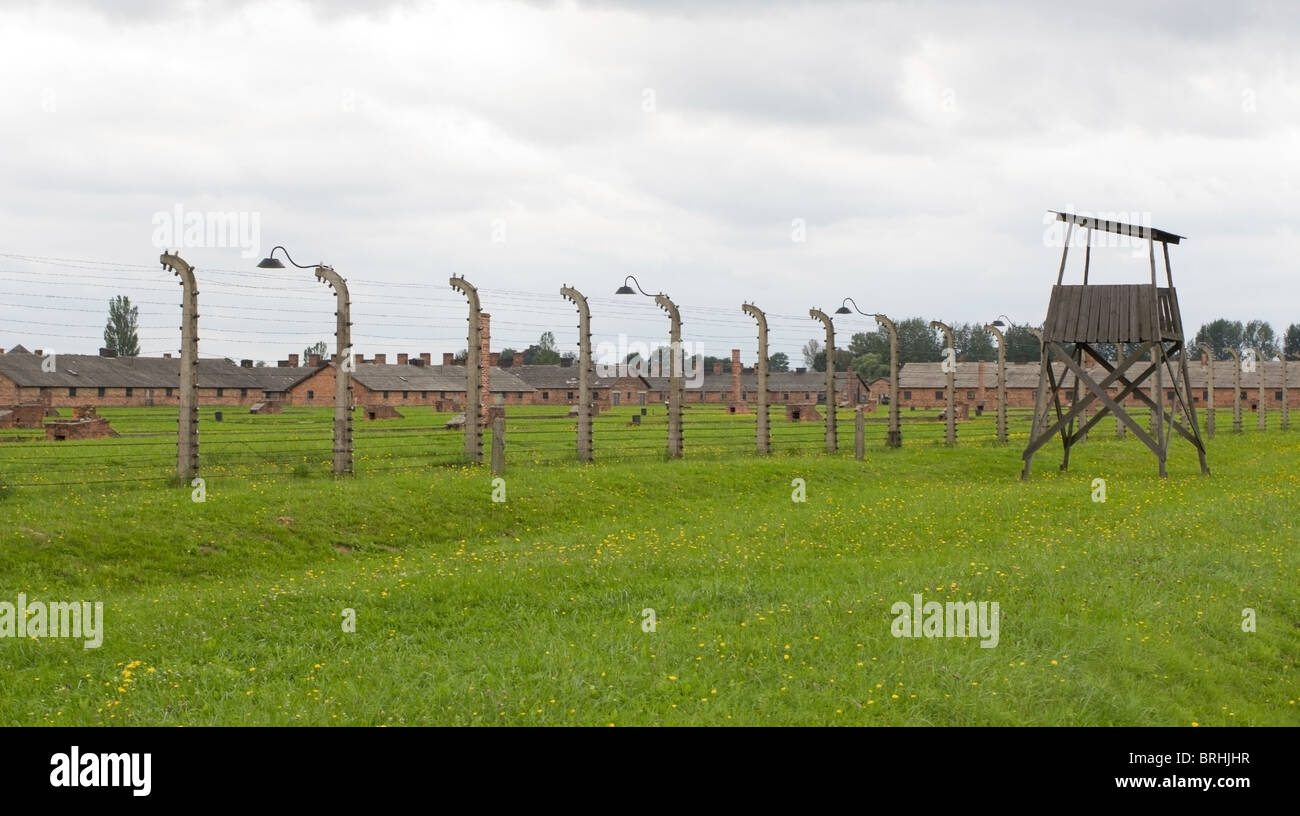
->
[0,0,1296,365]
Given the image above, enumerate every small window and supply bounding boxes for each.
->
[68,387,77,397]
[403,391,409,400]
[97,386,106,397]
[440,391,446,399]
[382,390,389,399]
[966,390,975,400]
[1276,390,1284,401]
[935,391,944,400]
[517,392,524,399]
[125,387,133,397]
[216,388,224,397]
[307,390,315,401]
[422,391,428,399]
[165,387,174,397]
[240,388,247,398]
[567,391,574,400]
[542,391,550,401]
[904,390,912,400]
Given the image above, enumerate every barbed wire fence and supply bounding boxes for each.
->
[0,252,1275,491]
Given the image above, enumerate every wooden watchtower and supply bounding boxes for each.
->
[1021,211,1209,479]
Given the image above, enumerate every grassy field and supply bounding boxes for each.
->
[0,404,1297,725]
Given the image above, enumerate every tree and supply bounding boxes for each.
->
[950,323,995,362]
[702,355,731,374]
[893,317,943,365]
[1242,319,1279,359]
[850,351,888,382]
[1003,325,1041,363]
[801,339,821,369]
[1285,324,1300,359]
[498,348,516,367]
[767,352,790,372]
[103,295,140,357]
[521,331,560,365]
[1192,319,1244,360]
[812,349,853,372]
[303,340,328,360]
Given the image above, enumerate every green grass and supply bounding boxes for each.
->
[0,405,1296,725]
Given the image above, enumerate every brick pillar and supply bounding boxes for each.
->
[977,360,986,402]
[479,313,492,424]
[442,352,454,366]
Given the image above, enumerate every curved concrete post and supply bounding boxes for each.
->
[560,285,593,462]
[1196,343,1214,439]
[654,294,683,459]
[931,320,956,446]
[160,252,199,482]
[315,265,353,475]
[810,308,836,453]
[742,303,770,454]
[1225,347,1242,432]
[450,277,483,463]
[1253,347,1266,431]
[875,313,901,447]
[984,324,1007,444]
[1222,343,1242,433]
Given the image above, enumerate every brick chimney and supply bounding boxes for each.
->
[288,353,299,367]
[373,353,386,365]
[712,361,723,375]
[397,353,408,365]
[420,352,432,366]
[35,349,43,356]
[354,353,364,366]
[730,349,745,411]
[977,360,986,400]
[163,352,172,359]
[308,353,321,367]
[560,356,572,367]
[479,313,492,424]
[442,352,454,366]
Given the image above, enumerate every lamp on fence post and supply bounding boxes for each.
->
[741,302,770,455]
[809,307,837,454]
[617,275,682,458]
[258,246,353,475]
[837,298,900,447]
[985,316,1011,445]
[560,285,594,462]
[160,252,199,482]
[930,320,957,446]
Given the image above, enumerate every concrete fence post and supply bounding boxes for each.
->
[1115,344,1128,439]
[1226,347,1242,432]
[1254,347,1266,431]
[930,320,956,446]
[1196,343,1214,439]
[809,308,837,453]
[1282,354,1290,431]
[160,252,199,482]
[876,313,901,448]
[560,285,594,462]
[491,394,505,475]
[655,294,684,459]
[450,277,483,464]
[742,303,770,455]
[855,409,865,459]
[314,265,353,475]
[984,323,1008,444]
